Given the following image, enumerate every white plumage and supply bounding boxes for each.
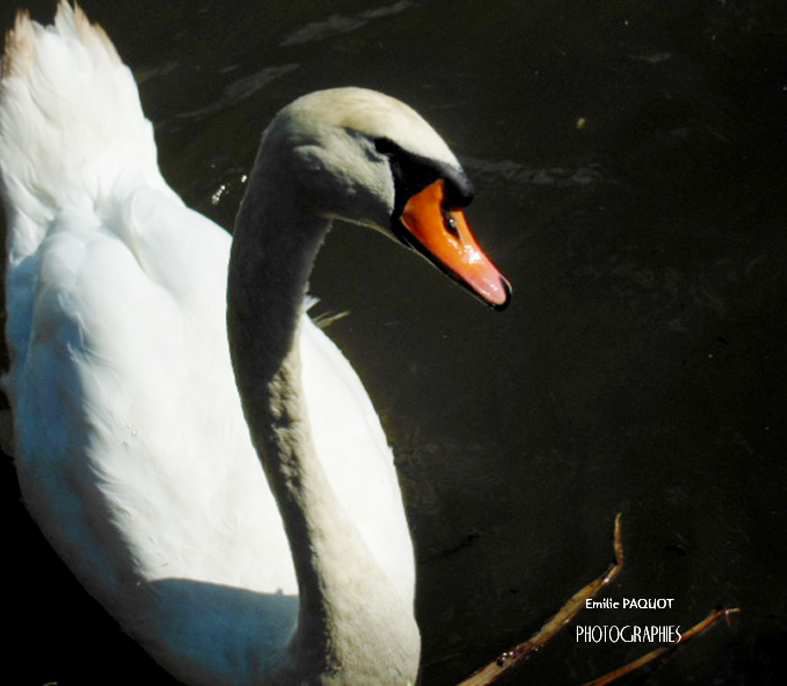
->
[1,3,508,684]
[2,5,415,684]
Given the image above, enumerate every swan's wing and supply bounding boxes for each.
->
[0,4,161,452]
[8,182,302,682]
[1,8,298,682]
[1,3,169,381]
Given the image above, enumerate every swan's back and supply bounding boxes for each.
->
[0,5,414,684]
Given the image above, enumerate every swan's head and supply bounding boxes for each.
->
[261,87,511,309]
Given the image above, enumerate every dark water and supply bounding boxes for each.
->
[2,1,786,684]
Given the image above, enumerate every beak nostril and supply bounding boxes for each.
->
[443,212,460,238]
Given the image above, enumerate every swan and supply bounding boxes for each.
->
[0,3,509,684]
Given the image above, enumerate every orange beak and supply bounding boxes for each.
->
[398,179,511,309]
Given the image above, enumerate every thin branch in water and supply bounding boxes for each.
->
[457,513,624,686]
[581,606,741,686]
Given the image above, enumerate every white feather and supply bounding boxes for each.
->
[2,4,414,684]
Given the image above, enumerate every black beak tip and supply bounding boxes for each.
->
[490,276,512,312]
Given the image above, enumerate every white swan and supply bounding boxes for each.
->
[0,4,509,685]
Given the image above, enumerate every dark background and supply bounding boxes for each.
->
[2,1,786,684]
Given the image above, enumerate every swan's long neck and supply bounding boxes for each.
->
[227,162,418,683]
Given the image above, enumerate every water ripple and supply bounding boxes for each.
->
[177,64,299,120]
[135,60,180,85]
[280,0,415,47]
[463,157,611,188]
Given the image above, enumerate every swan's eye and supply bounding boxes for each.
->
[443,210,460,238]
[373,137,398,156]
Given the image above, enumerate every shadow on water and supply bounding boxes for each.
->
[2,0,786,684]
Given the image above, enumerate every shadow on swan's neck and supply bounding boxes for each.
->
[226,165,419,683]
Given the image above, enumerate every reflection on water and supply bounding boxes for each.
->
[463,157,609,188]
[176,64,300,120]
[2,0,786,684]
[280,0,414,46]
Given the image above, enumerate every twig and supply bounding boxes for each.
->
[581,606,741,686]
[457,513,624,686]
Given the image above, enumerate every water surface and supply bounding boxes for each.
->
[3,1,786,684]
